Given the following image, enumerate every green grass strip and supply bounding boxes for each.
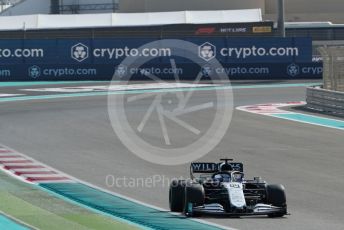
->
[0,171,138,230]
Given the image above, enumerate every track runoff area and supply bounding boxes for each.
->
[0,79,343,230]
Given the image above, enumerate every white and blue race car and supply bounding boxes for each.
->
[169,159,288,217]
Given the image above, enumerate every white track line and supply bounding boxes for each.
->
[0,158,26,161]
[12,168,53,172]
[21,174,61,178]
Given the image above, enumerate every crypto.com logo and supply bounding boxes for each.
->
[287,63,300,77]
[28,65,41,79]
[71,43,89,62]
[114,64,128,79]
[108,39,233,165]
[201,64,213,77]
[199,42,216,61]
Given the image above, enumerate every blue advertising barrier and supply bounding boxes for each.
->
[0,37,318,81]
[0,62,322,81]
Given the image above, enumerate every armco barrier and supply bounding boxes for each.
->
[0,37,315,81]
[306,86,344,117]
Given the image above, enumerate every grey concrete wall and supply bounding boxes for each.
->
[119,0,344,23]
[265,0,344,14]
[119,0,265,13]
[264,0,344,23]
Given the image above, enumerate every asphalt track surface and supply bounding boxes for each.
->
[0,80,343,230]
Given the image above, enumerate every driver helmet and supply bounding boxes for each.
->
[232,172,244,182]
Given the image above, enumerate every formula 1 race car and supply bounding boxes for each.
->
[169,159,288,217]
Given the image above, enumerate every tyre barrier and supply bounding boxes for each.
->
[306,86,344,117]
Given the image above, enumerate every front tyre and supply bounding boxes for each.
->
[266,184,287,218]
[184,183,205,217]
[169,180,186,212]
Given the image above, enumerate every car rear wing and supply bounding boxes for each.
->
[190,162,244,178]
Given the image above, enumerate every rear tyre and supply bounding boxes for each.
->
[169,180,186,212]
[184,183,205,217]
[266,184,287,218]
